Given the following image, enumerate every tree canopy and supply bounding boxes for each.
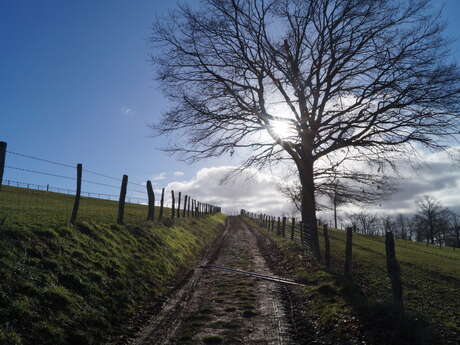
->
[151,0,460,259]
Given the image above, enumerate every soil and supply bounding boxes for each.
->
[125,216,301,345]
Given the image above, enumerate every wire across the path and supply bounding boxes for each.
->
[199,264,305,286]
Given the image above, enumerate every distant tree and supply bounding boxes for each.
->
[447,211,460,248]
[415,196,449,245]
[151,0,460,260]
[347,211,379,236]
[395,214,408,240]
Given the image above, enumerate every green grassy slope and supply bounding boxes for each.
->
[246,218,460,345]
[322,228,459,344]
[0,186,226,345]
[0,185,174,226]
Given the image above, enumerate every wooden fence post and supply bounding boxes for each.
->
[117,174,128,225]
[183,195,187,217]
[277,217,281,235]
[187,196,191,216]
[385,231,404,312]
[324,224,331,269]
[344,226,353,277]
[291,218,295,240]
[70,163,82,225]
[0,141,6,191]
[159,188,165,220]
[171,190,175,219]
[282,217,287,238]
[146,180,155,221]
[177,192,181,218]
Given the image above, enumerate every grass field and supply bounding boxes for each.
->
[0,186,226,345]
[248,218,460,345]
[322,228,460,345]
[0,185,173,227]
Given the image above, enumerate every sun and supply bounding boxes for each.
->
[270,120,295,140]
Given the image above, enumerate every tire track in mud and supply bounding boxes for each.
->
[130,216,297,345]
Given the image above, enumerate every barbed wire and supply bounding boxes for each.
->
[5,165,146,194]
[6,150,75,168]
[2,179,149,204]
[6,165,76,180]
[6,149,148,188]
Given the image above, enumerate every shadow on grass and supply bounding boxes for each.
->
[332,275,433,345]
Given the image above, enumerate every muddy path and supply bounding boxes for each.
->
[129,216,298,345]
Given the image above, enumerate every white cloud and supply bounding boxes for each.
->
[161,146,460,220]
[166,166,295,216]
[121,106,134,115]
[152,172,167,181]
[173,171,185,177]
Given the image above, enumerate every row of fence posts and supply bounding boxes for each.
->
[68,165,221,225]
[0,142,221,226]
[240,209,404,312]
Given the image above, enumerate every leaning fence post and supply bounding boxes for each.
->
[159,188,165,220]
[324,224,331,269]
[282,217,287,238]
[146,180,155,221]
[183,195,187,217]
[117,174,128,225]
[0,141,7,191]
[291,218,295,240]
[171,190,175,219]
[344,226,353,277]
[177,192,181,218]
[70,163,83,225]
[385,231,404,312]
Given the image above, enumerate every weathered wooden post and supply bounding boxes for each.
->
[291,218,295,240]
[117,174,128,225]
[282,217,287,238]
[183,195,188,217]
[385,231,404,312]
[171,190,175,219]
[344,226,353,277]
[159,188,165,220]
[146,180,155,221]
[187,196,191,216]
[70,163,83,225]
[0,141,6,191]
[177,192,181,218]
[277,217,281,235]
[324,224,331,269]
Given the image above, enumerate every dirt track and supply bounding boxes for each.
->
[129,216,297,345]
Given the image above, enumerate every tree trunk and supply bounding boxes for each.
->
[333,196,337,229]
[299,158,321,261]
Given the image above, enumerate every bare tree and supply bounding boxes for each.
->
[415,195,449,245]
[353,211,379,235]
[151,0,460,260]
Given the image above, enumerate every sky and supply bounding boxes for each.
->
[1,0,460,218]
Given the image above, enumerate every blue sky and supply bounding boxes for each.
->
[1,0,460,214]
[0,0,237,196]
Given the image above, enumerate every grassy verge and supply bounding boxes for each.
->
[0,185,175,226]
[0,186,226,345]
[244,217,460,345]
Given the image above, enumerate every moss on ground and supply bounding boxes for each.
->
[0,186,226,345]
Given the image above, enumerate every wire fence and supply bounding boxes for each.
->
[0,142,221,228]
